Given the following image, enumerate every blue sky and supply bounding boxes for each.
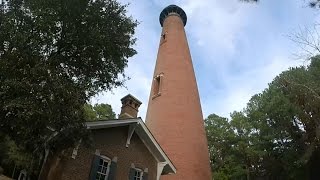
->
[93,0,320,119]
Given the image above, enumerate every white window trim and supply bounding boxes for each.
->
[96,155,111,180]
[133,168,143,180]
[152,73,164,99]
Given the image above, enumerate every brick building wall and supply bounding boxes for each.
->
[44,126,158,180]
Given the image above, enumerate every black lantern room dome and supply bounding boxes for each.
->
[159,5,187,27]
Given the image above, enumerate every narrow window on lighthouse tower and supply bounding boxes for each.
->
[160,31,167,45]
[152,74,162,98]
[162,33,166,40]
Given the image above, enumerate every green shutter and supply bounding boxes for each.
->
[107,160,117,180]
[128,168,135,180]
[89,155,100,180]
[142,172,148,180]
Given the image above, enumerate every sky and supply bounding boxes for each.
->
[93,0,320,119]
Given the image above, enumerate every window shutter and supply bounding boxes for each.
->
[128,168,135,180]
[88,155,100,180]
[108,158,117,180]
[142,172,148,180]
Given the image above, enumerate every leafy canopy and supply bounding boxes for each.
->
[241,0,320,8]
[206,56,320,179]
[0,0,137,173]
[84,103,116,121]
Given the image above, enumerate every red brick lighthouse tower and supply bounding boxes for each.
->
[145,5,212,180]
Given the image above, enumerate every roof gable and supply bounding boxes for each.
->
[86,118,176,175]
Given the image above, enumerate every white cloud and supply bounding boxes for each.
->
[112,0,257,119]
[92,0,317,121]
[202,56,303,118]
[92,63,152,118]
[93,0,159,119]
[182,0,254,56]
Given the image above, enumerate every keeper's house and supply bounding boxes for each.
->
[40,94,175,180]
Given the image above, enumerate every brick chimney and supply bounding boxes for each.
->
[119,94,142,119]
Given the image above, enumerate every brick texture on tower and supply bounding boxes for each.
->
[145,5,212,180]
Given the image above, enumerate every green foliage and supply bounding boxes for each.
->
[3,137,32,168]
[0,0,137,174]
[206,113,261,180]
[241,0,320,9]
[206,56,320,179]
[84,103,116,121]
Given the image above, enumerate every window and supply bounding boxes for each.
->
[152,74,163,99]
[160,31,167,45]
[89,154,117,180]
[129,165,148,180]
[96,156,111,180]
[133,168,143,180]
[162,33,166,40]
[153,76,161,95]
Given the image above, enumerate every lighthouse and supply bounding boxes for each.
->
[145,5,212,180]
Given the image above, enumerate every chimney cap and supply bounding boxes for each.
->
[159,5,187,27]
[121,94,142,105]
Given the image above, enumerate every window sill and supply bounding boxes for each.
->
[160,39,167,45]
[152,93,161,100]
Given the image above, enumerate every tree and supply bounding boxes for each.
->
[287,25,320,60]
[310,1,320,8]
[241,0,320,8]
[205,114,233,173]
[0,0,137,175]
[206,56,320,179]
[244,83,306,179]
[84,103,116,121]
[274,56,320,178]
[205,113,265,180]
